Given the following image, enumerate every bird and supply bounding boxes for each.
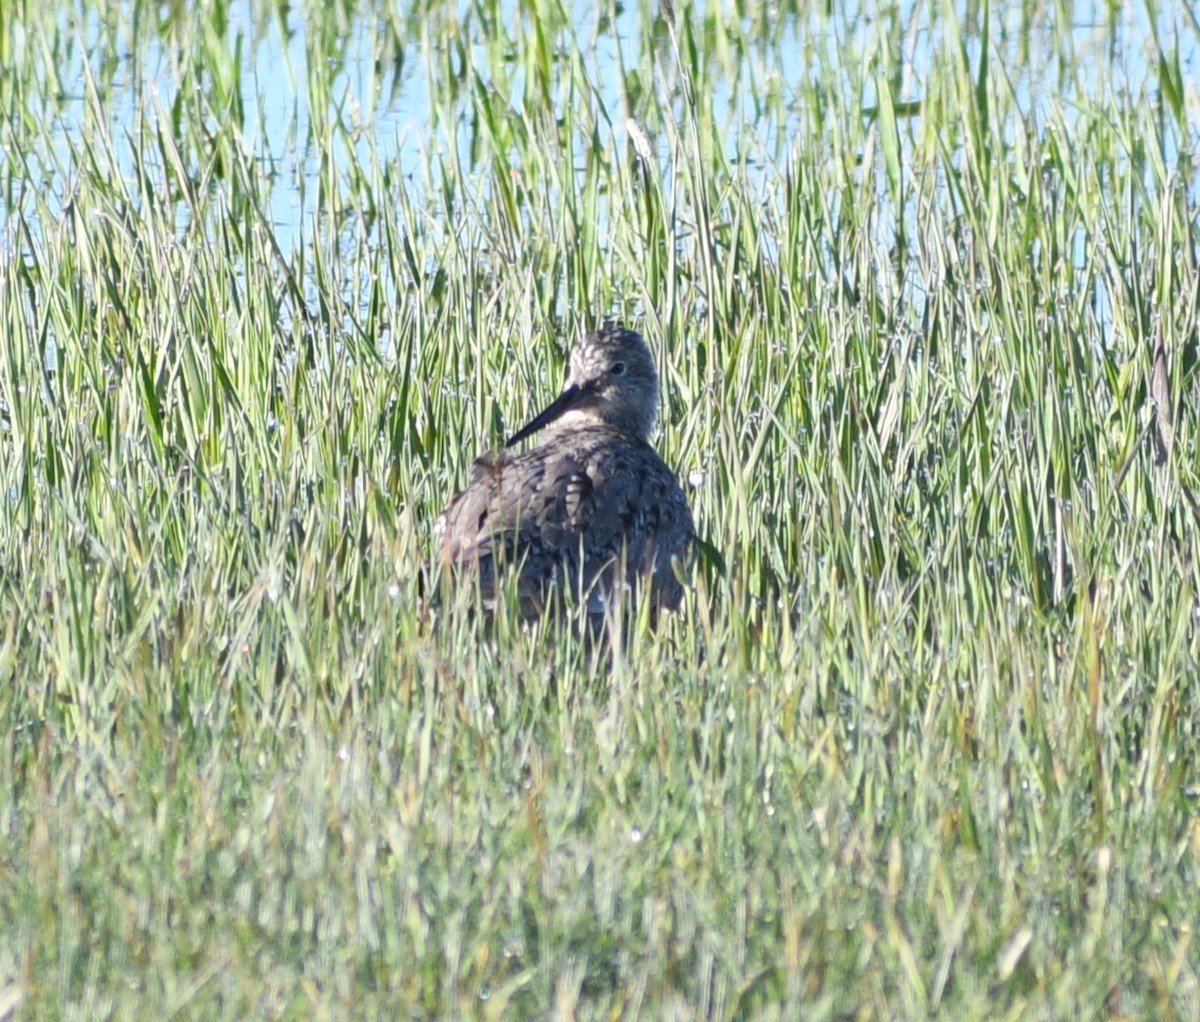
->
[434,322,694,622]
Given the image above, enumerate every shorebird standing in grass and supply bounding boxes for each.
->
[435,322,693,622]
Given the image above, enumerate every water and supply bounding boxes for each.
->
[2,1,1197,261]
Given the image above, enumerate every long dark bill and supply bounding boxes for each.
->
[505,383,587,448]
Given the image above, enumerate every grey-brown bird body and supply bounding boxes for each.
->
[436,324,693,618]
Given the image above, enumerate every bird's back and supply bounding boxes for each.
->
[436,425,693,617]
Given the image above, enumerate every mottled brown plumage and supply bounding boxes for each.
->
[435,323,693,619]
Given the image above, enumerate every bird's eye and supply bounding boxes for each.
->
[609,362,627,376]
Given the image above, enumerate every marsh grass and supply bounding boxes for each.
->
[2,0,1199,1017]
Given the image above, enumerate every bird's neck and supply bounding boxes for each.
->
[548,409,652,441]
